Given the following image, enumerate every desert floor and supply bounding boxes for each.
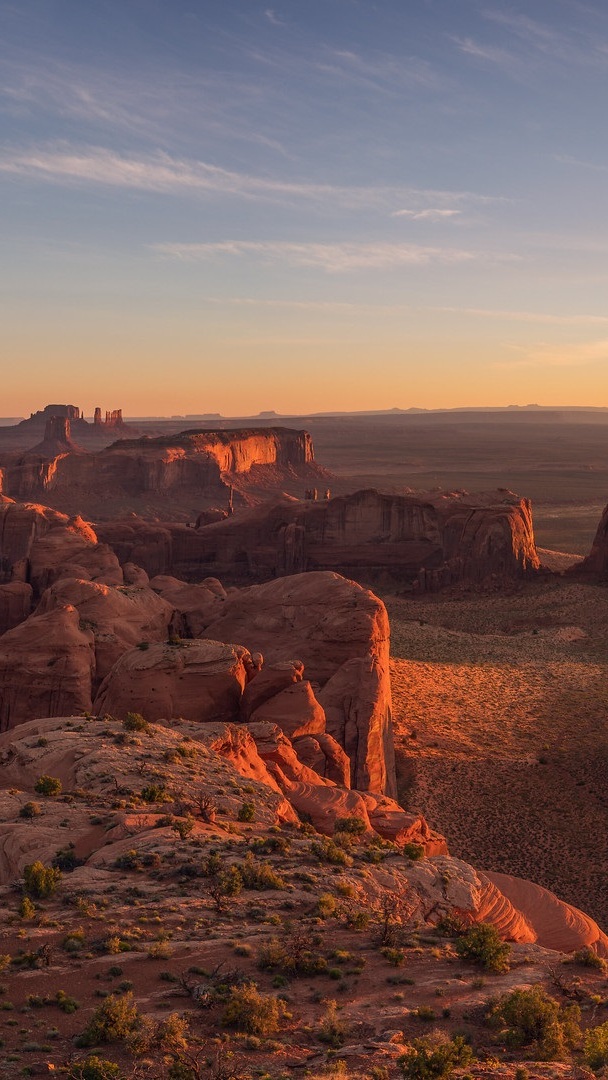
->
[386,579,608,931]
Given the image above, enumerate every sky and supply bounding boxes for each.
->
[2,0,608,415]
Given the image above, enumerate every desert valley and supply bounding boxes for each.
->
[0,404,606,1078]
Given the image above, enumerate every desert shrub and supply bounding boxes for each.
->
[398,1032,474,1079]
[584,1019,608,1069]
[171,816,195,840]
[67,1057,123,1080]
[318,999,348,1047]
[237,801,255,822]
[455,924,511,973]
[434,914,469,937]
[334,816,367,836]
[221,982,286,1035]
[23,861,62,899]
[381,947,406,967]
[316,893,338,918]
[19,897,36,920]
[486,985,581,1059]
[53,843,82,871]
[19,801,41,819]
[123,712,150,733]
[258,930,328,976]
[79,991,139,1045]
[572,946,606,971]
[252,835,291,855]
[140,784,170,804]
[310,837,353,867]
[402,842,424,860]
[237,853,285,890]
[34,775,62,796]
[201,853,243,911]
[57,989,80,1013]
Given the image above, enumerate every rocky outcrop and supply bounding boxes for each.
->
[485,872,608,957]
[0,499,123,598]
[571,501,608,579]
[0,582,33,635]
[0,607,95,730]
[93,639,256,725]
[35,578,177,687]
[0,428,323,519]
[100,488,540,591]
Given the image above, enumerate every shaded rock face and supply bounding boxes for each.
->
[0,499,123,597]
[0,607,95,731]
[572,502,608,579]
[100,488,540,591]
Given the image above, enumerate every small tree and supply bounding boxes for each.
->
[455,923,511,973]
[399,1032,473,1079]
[34,775,62,796]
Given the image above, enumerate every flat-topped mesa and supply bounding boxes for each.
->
[114,486,539,589]
[27,416,83,458]
[106,427,315,473]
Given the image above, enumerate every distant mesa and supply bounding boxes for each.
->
[17,402,128,438]
[27,416,84,458]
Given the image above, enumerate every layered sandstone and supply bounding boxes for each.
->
[571,500,608,579]
[97,488,540,591]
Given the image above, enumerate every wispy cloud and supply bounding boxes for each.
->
[436,305,608,325]
[155,239,519,273]
[496,338,608,368]
[555,153,608,172]
[264,9,284,26]
[202,295,412,312]
[393,208,461,221]
[0,143,510,212]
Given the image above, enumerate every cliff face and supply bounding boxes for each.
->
[100,488,539,590]
[0,428,319,516]
[571,501,608,579]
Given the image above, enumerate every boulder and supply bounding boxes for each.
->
[35,578,177,685]
[292,732,351,787]
[240,660,304,720]
[0,606,95,730]
[93,638,254,724]
[149,574,225,637]
[248,680,325,739]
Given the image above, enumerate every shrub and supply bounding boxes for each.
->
[140,784,170,804]
[19,897,36,920]
[19,801,41,819]
[237,801,255,822]
[67,1055,122,1079]
[202,854,243,912]
[23,861,62,899]
[123,712,150,732]
[572,946,606,971]
[584,1019,608,1070]
[455,924,511,973]
[334,816,367,836]
[237,853,285,890]
[34,775,62,797]
[258,930,328,976]
[53,844,82,871]
[381,947,406,967]
[316,893,338,918]
[486,985,581,1059]
[79,991,139,1045]
[221,983,286,1035]
[398,1032,474,1079]
[310,837,353,867]
[318,999,348,1048]
[402,842,424,860]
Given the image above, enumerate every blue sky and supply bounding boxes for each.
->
[2,0,608,414]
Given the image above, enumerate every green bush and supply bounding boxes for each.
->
[318,999,348,1048]
[67,1055,122,1079]
[19,801,41,819]
[334,816,367,835]
[402,842,424,860]
[221,983,286,1035]
[398,1032,473,1079]
[584,1019,608,1070]
[455,924,511,973]
[123,712,150,732]
[34,775,62,797]
[237,853,285,890]
[237,801,255,822]
[79,991,139,1045]
[572,946,606,971]
[23,861,62,899]
[140,784,170,804]
[486,985,581,1059]
[310,836,353,867]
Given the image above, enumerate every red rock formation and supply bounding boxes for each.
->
[93,639,255,724]
[571,501,608,579]
[102,488,540,591]
[203,571,396,796]
[0,428,322,518]
[0,582,33,635]
[485,871,608,957]
[0,607,95,730]
[35,578,177,687]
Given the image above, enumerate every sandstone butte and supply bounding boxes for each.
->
[0,425,325,518]
[0,492,606,974]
